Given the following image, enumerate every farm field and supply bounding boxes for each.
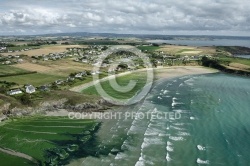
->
[13,59,93,77]
[0,116,100,165]
[0,73,65,86]
[158,45,216,55]
[0,65,29,76]
[137,45,160,52]
[2,45,87,56]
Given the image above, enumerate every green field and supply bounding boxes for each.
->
[177,49,196,54]
[0,152,34,166]
[82,72,148,99]
[6,46,40,51]
[0,65,28,76]
[219,56,250,66]
[0,116,100,165]
[137,46,159,52]
[0,73,65,86]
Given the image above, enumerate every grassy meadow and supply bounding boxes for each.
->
[137,46,160,52]
[82,71,148,99]
[0,65,29,76]
[0,73,65,87]
[0,152,33,166]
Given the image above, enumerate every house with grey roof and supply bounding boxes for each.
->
[25,85,36,94]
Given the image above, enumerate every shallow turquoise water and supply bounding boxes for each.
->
[80,73,250,166]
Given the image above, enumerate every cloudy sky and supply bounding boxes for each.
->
[0,0,249,36]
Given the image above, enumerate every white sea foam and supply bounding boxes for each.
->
[141,142,148,149]
[166,145,174,152]
[115,153,127,160]
[167,141,173,146]
[170,125,186,131]
[169,136,185,141]
[177,131,190,136]
[159,133,170,137]
[173,97,178,100]
[184,80,194,86]
[166,153,172,161]
[163,90,169,94]
[173,109,188,113]
[141,137,165,149]
[121,140,133,150]
[179,83,184,87]
[197,145,206,151]
[173,123,185,126]
[135,160,145,166]
[171,97,183,107]
[196,158,209,164]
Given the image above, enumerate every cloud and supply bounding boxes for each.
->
[0,0,250,35]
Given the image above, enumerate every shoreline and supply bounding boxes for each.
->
[65,66,218,166]
[46,66,218,117]
[70,66,218,93]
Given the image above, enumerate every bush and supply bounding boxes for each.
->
[20,94,32,105]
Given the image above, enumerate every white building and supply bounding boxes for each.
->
[25,85,36,94]
[7,89,23,95]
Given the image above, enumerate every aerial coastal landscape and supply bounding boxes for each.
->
[1,1,250,166]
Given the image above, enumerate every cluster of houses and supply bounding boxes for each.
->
[0,47,6,52]
[71,46,107,64]
[41,52,70,61]
[2,47,37,53]
[7,84,36,96]
[0,55,24,65]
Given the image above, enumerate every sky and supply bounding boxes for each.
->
[0,0,249,36]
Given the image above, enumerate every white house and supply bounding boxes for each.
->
[25,85,36,94]
[55,80,64,85]
[7,89,22,95]
[82,59,88,63]
[75,73,83,78]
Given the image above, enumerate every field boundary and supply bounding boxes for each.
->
[0,147,38,164]
[0,71,37,77]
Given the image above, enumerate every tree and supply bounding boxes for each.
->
[118,63,128,70]
[51,41,57,45]
[20,94,32,105]
[0,85,7,94]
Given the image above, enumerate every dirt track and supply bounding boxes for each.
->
[0,147,38,164]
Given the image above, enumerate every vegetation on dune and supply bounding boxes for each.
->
[217,55,250,67]
[216,46,250,55]
[137,45,160,52]
[82,71,149,100]
[201,56,250,76]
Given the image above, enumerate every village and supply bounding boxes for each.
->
[0,40,215,105]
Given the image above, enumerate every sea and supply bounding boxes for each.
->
[234,55,250,59]
[75,73,250,166]
[146,39,250,48]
